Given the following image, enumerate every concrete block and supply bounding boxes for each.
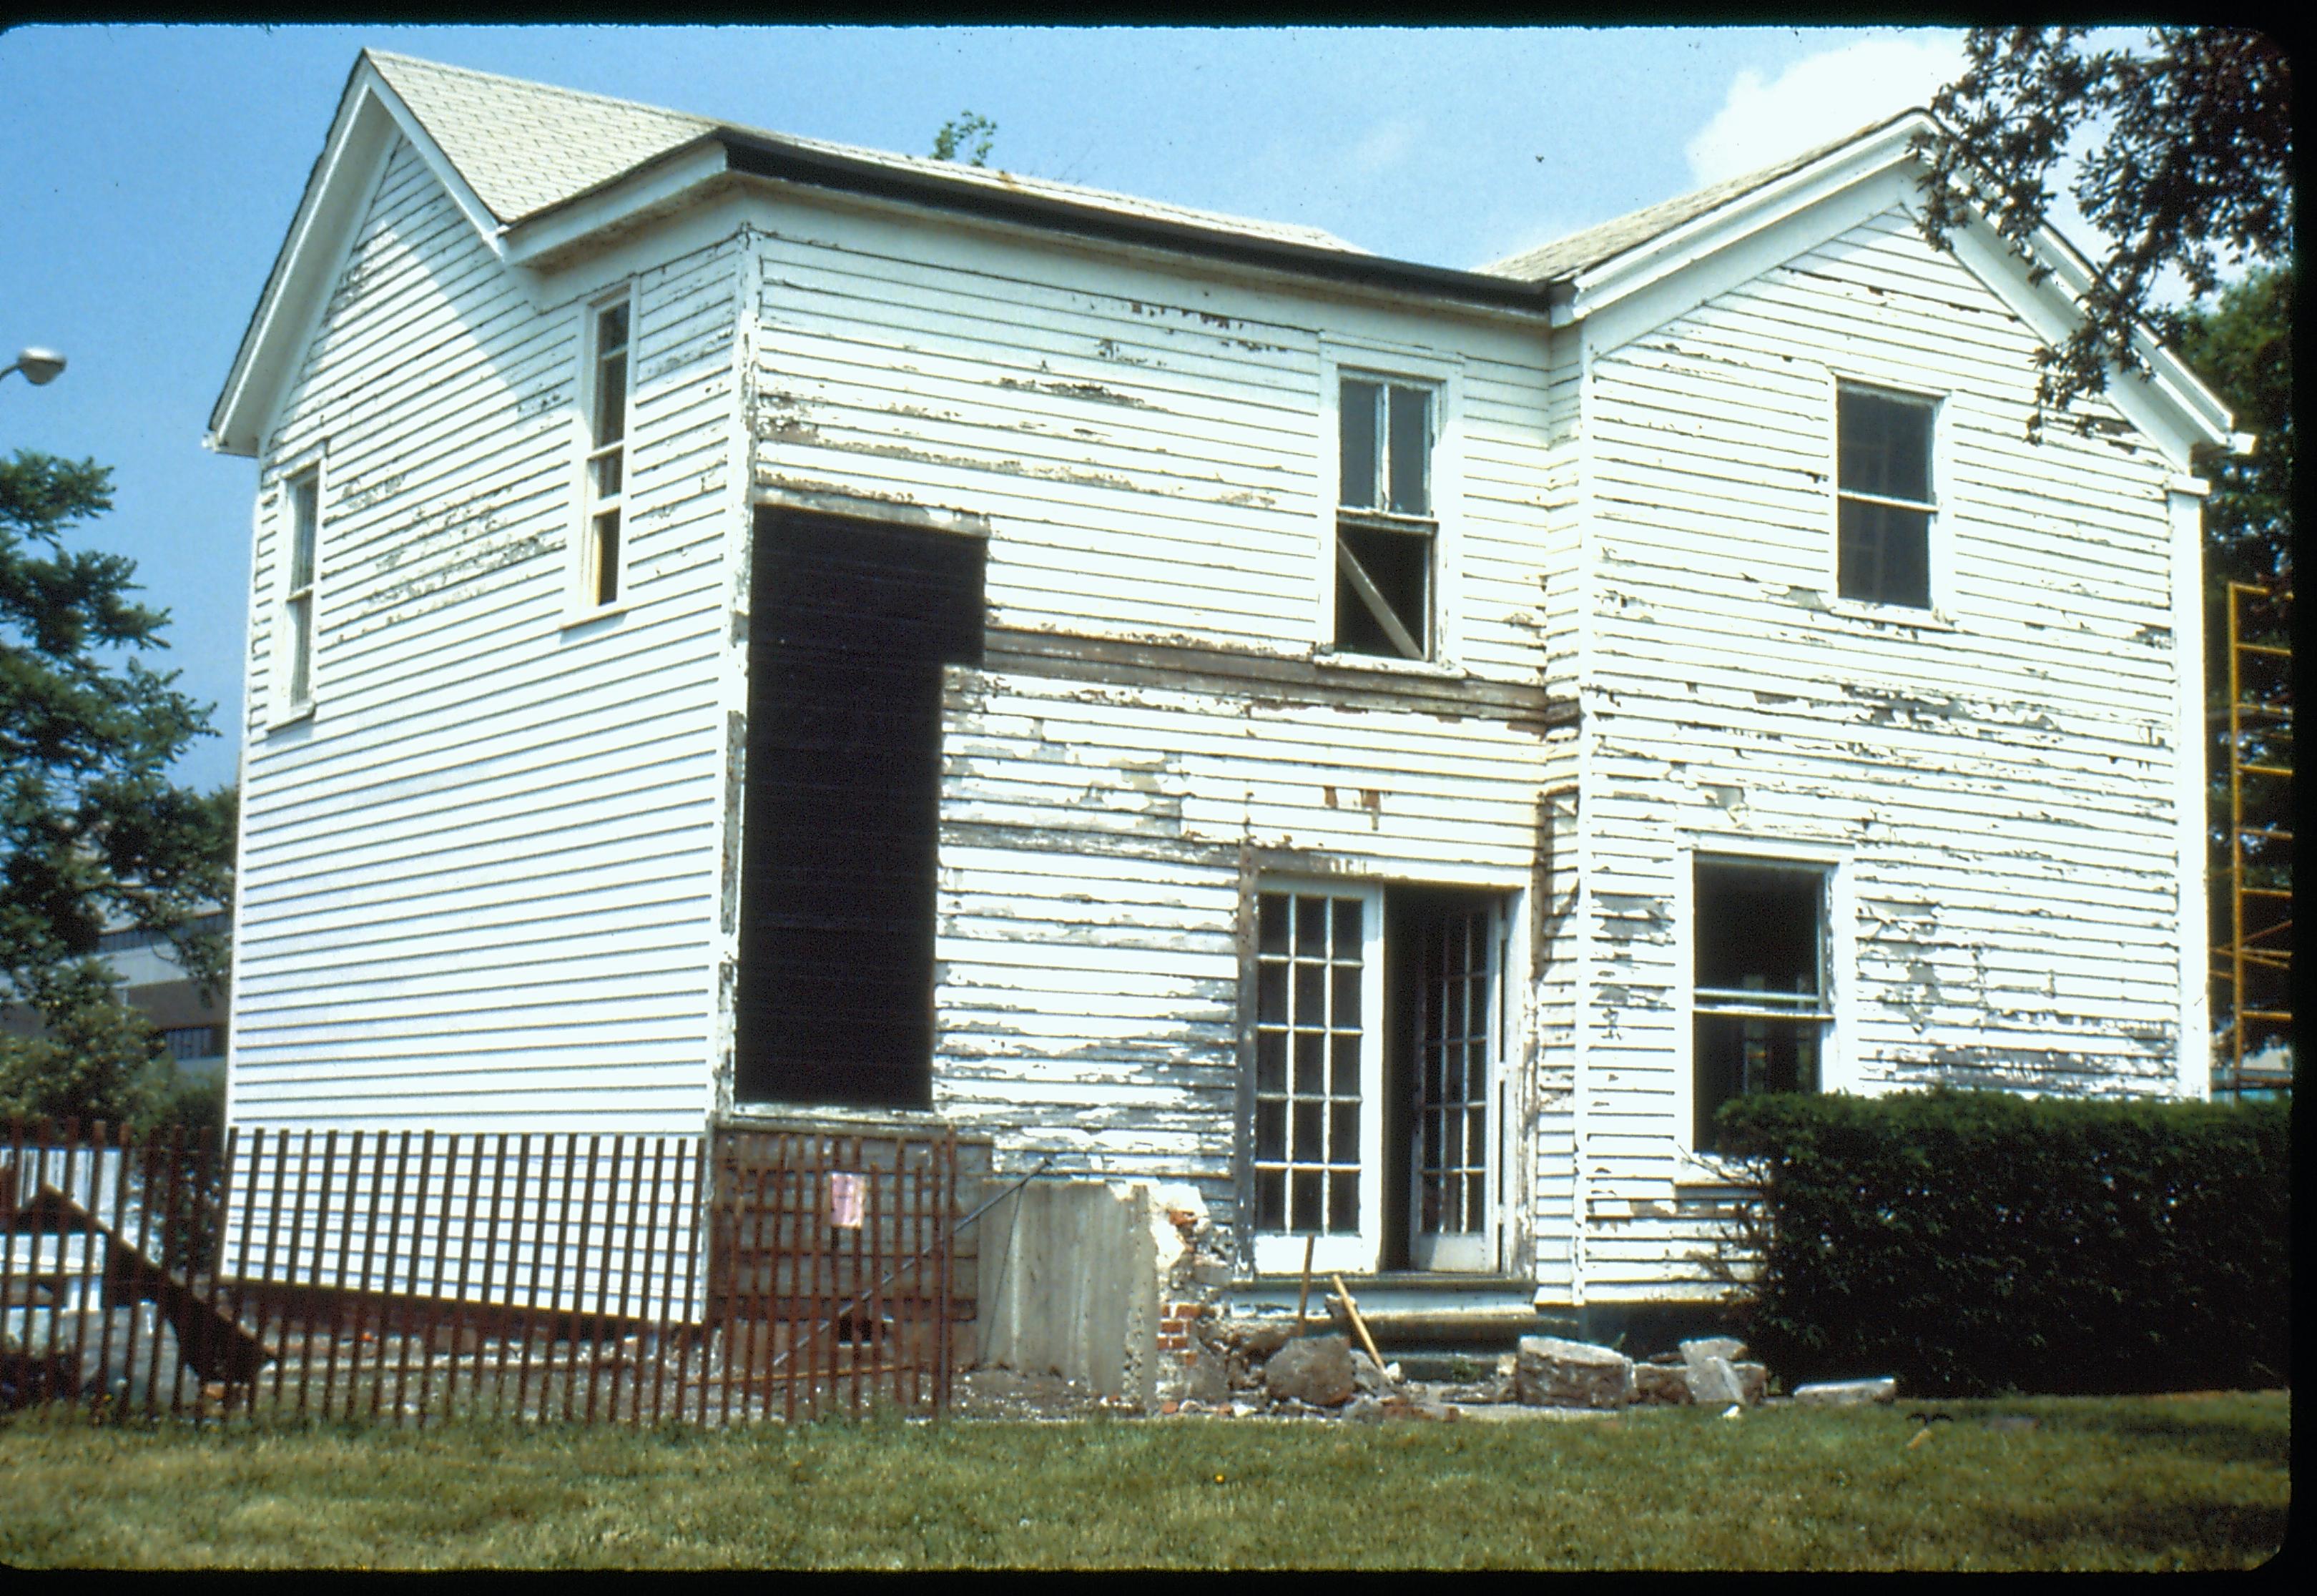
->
[1791,1377,1898,1407]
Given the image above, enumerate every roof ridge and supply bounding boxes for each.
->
[363,49,714,131]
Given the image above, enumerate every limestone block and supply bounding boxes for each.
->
[1791,1377,1898,1407]
[1513,1335,1635,1409]
[1679,1336,1748,1365]
[1633,1361,1693,1405]
[1733,1362,1771,1406]
[1264,1334,1357,1407]
[1683,1354,1746,1406]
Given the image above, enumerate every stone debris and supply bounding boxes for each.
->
[1633,1361,1692,1405]
[1683,1353,1747,1407]
[1679,1336,1748,1365]
[1263,1333,1357,1407]
[1513,1335,1635,1410]
[1791,1376,1899,1407]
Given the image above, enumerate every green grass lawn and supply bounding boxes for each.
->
[0,1393,2287,1570]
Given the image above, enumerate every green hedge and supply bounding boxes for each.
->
[1714,1088,2291,1397]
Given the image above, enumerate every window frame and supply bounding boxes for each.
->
[1674,838,1856,1165]
[571,285,637,620]
[1317,343,1462,666]
[1831,379,1943,613]
[274,459,323,724]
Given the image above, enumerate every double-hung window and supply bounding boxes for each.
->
[1691,859,1829,1151]
[1836,385,1936,609]
[281,468,320,711]
[1334,375,1437,659]
[580,295,632,610]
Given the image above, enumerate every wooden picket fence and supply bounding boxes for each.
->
[0,1117,965,1425]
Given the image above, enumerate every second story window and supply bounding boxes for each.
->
[282,467,320,710]
[1836,385,1935,609]
[1335,375,1436,659]
[581,296,631,610]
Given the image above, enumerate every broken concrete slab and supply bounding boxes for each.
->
[1791,1377,1898,1406]
[1264,1333,1356,1407]
[1514,1335,1635,1410]
[1349,1348,1393,1395]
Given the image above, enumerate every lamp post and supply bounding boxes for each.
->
[2,348,67,385]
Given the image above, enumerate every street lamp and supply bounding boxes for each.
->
[2,348,67,385]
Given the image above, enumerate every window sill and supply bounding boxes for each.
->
[266,702,315,734]
[1314,649,1467,681]
[561,598,631,632]
[1824,597,1959,633]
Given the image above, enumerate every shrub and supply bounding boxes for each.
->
[1713,1088,2291,1397]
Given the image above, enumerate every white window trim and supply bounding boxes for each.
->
[1315,340,1465,666]
[569,283,639,624]
[1825,373,1955,624]
[1249,876,1387,1276]
[1672,833,1857,1173]
[270,455,324,727]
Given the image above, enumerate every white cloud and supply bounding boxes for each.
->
[1686,32,1966,187]
[1349,116,1419,177]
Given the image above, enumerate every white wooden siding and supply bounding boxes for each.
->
[1568,207,2189,1300]
[230,135,742,1133]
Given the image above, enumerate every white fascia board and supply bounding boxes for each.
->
[501,139,732,270]
[1560,115,1934,331]
[206,62,509,458]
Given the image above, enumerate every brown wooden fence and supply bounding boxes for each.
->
[0,1118,964,1424]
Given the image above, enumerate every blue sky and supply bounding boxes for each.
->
[1,23,1975,792]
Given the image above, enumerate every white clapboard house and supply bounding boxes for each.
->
[206,53,2233,1313]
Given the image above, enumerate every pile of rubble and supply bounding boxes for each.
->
[1160,1315,1897,1420]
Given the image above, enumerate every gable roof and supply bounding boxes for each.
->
[1481,112,1916,285]
[208,58,2235,464]
[365,51,1369,254]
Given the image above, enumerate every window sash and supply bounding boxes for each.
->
[581,297,631,609]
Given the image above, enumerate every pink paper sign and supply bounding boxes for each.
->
[827,1171,865,1229]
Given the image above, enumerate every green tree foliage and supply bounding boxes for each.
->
[930,111,998,168]
[1915,26,2291,434]
[0,450,234,1132]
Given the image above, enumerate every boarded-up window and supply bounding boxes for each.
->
[1836,387,1934,609]
[736,509,985,1109]
[1693,860,1828,1151]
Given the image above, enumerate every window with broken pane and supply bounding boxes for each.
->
[1253,890,1367,1236]
[1335,376,1435,659]
[1693,860,1829,1151]
[1836,386,1934,609]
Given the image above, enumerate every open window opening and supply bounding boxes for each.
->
[1249,882,1507,1275]
[1334,377,1436,659]
[735,509,986,1110]
[1836,385,1934,609]
[1692,859,1829,1151]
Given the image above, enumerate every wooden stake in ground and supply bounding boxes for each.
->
[1294,1236,1315,1336]
[1329,1274,1387,1373]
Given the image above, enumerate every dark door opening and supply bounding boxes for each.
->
[1381,887,1505,1273]
[736,508,985,1109]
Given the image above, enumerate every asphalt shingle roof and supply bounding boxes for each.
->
[366,50,1369,254]
[1480,110,1920,284]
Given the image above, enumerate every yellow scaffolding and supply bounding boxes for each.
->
[2211,581,2293,1099]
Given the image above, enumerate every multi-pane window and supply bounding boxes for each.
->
[581,297,631,609]
[1335,376,1436,659]
[282,468,319,709]
[1693,860,1829,1151]
[1836,386,1935,609]
[1253,891,1370,1241]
